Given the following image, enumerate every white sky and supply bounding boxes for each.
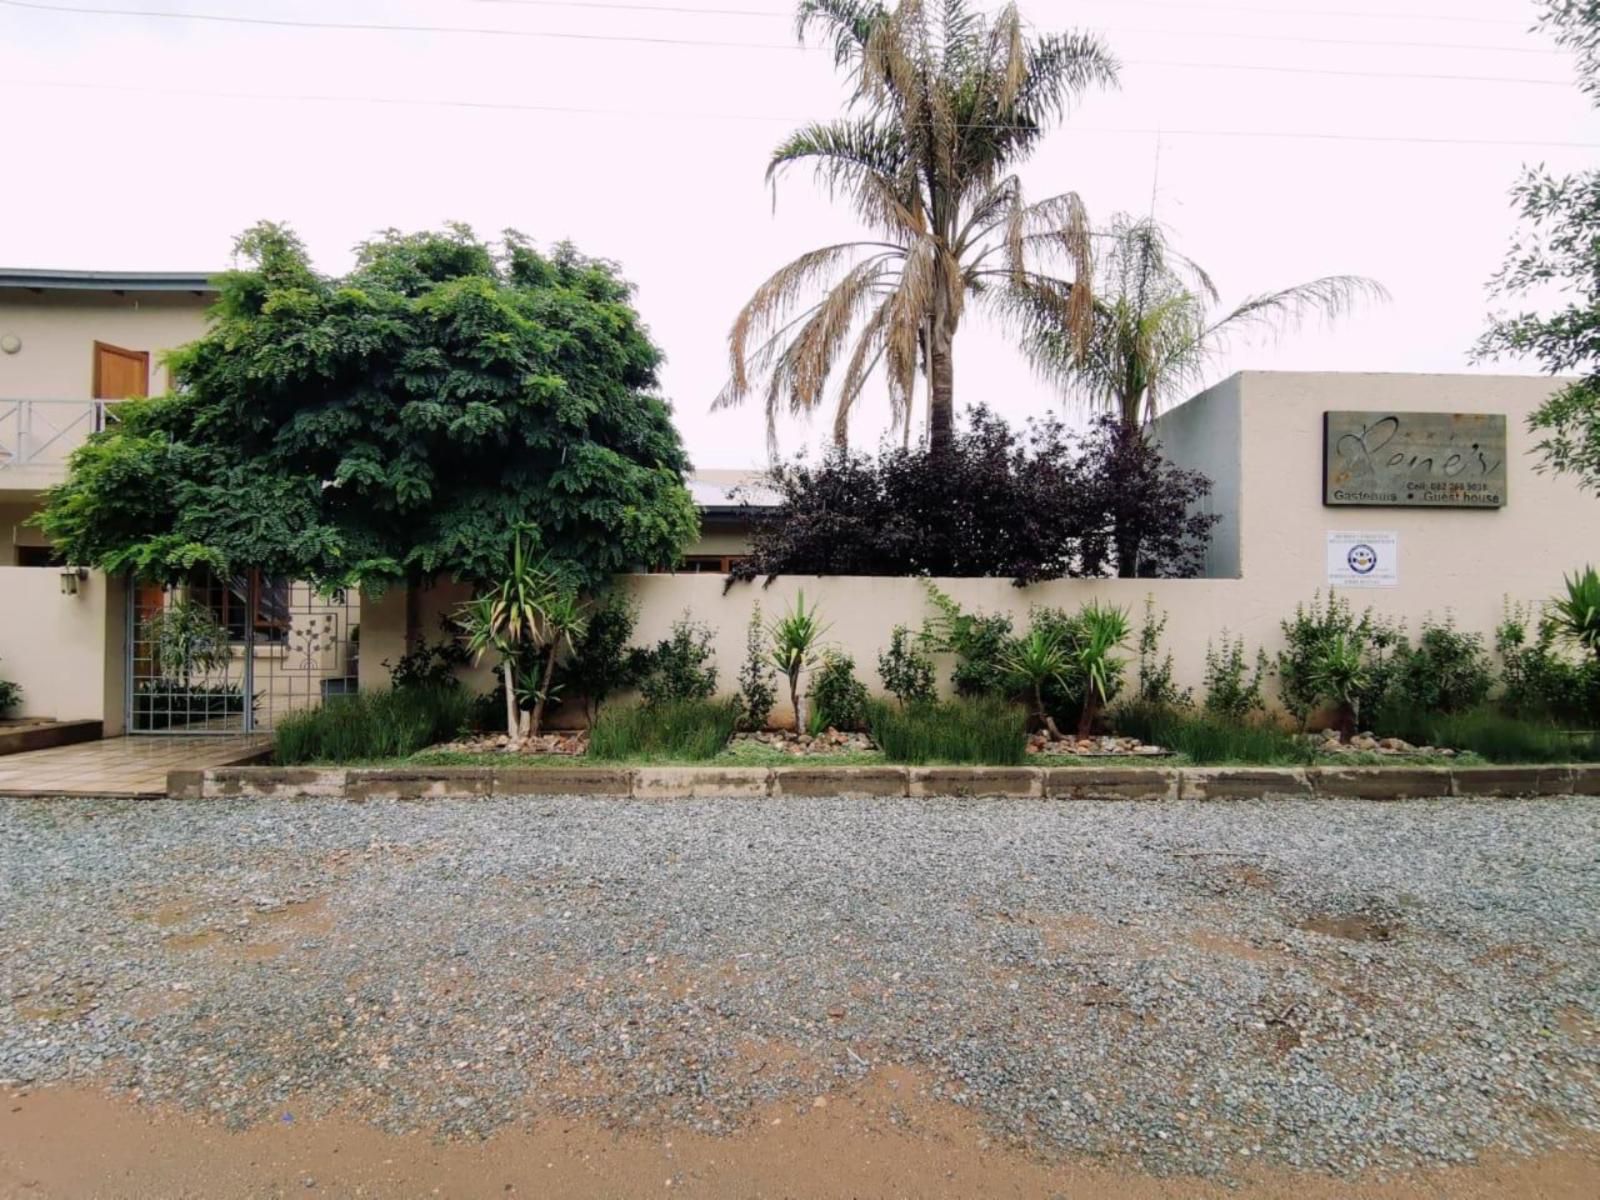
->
[1,0,1594,467]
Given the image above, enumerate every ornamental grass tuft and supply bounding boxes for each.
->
[274,687,473,764]
[586,699,740,762]
[866,696,1028,765]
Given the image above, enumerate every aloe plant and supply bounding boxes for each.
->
[1551,565,1600,662]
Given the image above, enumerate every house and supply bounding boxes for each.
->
[0,269,772,734]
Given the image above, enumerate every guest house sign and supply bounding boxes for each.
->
[1323,411,1506,508]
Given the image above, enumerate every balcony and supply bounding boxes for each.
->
[0,399,121,487]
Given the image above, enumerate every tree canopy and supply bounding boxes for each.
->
[1016,214,1384,430]
[727,407,1219,585]
[1477,1,1600,496]
[38,223,700,588]
[715,0,1117,454]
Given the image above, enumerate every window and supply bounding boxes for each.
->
[200,569,290,644]
[651,555,747,574]
[15,545,61,568]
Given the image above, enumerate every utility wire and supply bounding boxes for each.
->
[6,76,1596,149]
[0,0,1577,86]
[463,0,1529,27]
[456,0,1571,55]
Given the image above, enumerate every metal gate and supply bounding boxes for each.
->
[127,573,360,735]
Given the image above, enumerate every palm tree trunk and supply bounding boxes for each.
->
[928,322,955,457]
[530,643,559,738]
[502,662,519,741]
[790,674,804,733]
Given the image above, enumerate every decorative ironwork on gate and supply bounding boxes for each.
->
[126,572,359,735]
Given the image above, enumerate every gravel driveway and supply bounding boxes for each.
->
[2,795,1598,1186]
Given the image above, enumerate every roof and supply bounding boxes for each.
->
[0,269,219,294]
[687,470,781,512]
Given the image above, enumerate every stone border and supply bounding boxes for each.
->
[0,720,102,758]
[168,763,1600,801]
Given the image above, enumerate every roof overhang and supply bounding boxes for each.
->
[0,269,219,294]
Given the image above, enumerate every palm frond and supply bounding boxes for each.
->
[1206,275,1391,343]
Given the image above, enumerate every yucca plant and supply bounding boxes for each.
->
[769,591,831,731]
[1001,628,1071,741]
[1308,632,1370,740]
[1071,602,1131,737]
[456,533,566,741]
[1551,566,1600,662]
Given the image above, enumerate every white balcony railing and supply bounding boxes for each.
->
[0,399,122,470]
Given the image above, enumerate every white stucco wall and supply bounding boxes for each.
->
[1150,376,1243,578]
[0,566,125,731]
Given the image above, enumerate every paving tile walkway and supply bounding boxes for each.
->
[0,735,270,798]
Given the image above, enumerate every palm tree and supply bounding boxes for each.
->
[1018,213,1388,431]
[715,0,1118,455]
[457,534,562,742]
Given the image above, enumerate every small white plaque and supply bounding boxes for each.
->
[1327,531,1398,589]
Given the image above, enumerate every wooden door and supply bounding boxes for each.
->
[93,341,149,399]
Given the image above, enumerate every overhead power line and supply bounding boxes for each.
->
[464,0,1530,27]
[6,76,1595,151]
[0,0,1577,86]
[457,0,1572,55]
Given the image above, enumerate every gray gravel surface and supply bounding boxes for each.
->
[2,795,1598,1178]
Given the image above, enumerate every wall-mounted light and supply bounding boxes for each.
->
[59,567,87,596]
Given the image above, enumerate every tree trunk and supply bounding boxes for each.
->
[1035,684,1062,741]
[530,643,559,738]
[1077,694,1099,739]
[928,311,956,458]
[404,569,423,651]
[502,662,519,742]
[1114,523,1141,579]
[789,675,804,733]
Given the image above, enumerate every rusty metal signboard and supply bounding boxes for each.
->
[1323,411,1506,508]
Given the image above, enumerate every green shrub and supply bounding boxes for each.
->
[131,682,247,732]
[921,584,1014,697]
[809,651,870,732]
[735,604,778,731]
[1386,617,1493,716]
[273,687,473,764]
[1276,593,1400,728]
[1203,634,1267,720]
[1028,603,1131,736]
[1377,707,1600,764]
[1136,596,1188,707]
[383,622,471,691]
[1115,700,1314,766]
[1496,601,1600,722]
[587,698,739,761]
[877,625,936,707]
[554,592,643,725]
[866,696,1028,765]
[636,616,718,706]
[0,665,21,718]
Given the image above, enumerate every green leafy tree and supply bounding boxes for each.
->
[808,651,871,731]
[37,222,699,594]
[1476,2,1600,494]
[716,0,1117,454]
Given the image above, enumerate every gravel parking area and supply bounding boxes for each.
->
[2,795,1599,1191]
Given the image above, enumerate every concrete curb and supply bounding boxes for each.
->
[167,763,1600,801]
